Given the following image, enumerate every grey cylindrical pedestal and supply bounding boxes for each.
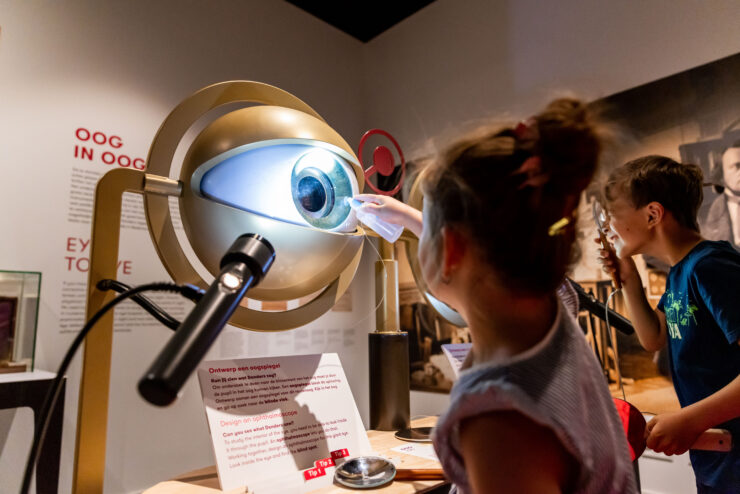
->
[368,332,410,431]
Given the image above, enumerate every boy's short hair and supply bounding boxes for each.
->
[604,155,703,232]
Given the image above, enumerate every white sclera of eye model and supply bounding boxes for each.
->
[198,144,359,233]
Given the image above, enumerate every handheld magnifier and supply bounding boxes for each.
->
[592,200,622,290]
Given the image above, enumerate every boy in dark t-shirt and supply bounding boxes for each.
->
[599,155,740,493]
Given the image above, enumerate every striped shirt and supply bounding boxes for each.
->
[433,302,637,494]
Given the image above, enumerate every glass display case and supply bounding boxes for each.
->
[0,270,40,372]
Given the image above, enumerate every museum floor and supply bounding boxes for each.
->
[610,376,679,415]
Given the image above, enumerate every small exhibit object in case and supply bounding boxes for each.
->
[0,270,41,373]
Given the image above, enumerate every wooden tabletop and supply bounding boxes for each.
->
[144,417,444,494]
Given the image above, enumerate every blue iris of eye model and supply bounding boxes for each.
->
[290,149,355,230]
[198,144,357,232]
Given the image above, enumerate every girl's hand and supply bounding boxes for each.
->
[353,194,423,237]
[353,194,411,224]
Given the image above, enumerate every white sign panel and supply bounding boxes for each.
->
[441,343,472,379]
[197,353,371,493]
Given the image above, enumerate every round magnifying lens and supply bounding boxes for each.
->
[592,200,609,232]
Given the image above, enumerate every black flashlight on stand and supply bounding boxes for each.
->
[138,233,275,406]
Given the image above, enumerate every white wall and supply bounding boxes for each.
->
[0,1,371,493]
[362,0,740,151]
[360,0,740,421]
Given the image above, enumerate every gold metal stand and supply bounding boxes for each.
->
[73,168,146,493]
[375,239,399,332]
[369,239,410,430]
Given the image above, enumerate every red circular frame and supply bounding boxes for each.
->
[358,129,405,196]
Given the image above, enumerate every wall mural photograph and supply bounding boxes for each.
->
[598,52,740,252]
[584,52,740,399]
[397,52,740,397]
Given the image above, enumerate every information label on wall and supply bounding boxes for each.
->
[197,353,372,493]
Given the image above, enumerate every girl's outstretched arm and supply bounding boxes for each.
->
[353,194,423,237]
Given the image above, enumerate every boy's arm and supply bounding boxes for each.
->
[597,244,667,351]
[647,255,740,455]
[646,372,740,455]
[621,265,667,351]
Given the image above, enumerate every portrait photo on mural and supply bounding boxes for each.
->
[598,52,740,256]
[578,51,740,391]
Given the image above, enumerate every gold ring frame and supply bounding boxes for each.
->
[143,81,366,330]
[403,170,466,327]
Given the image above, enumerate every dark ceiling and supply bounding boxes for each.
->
[286,0,437,43]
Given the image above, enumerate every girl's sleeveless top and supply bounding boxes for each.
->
[432,303,638,494]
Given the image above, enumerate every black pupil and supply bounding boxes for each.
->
[298,176,326,212]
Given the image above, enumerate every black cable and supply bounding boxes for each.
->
[96,279,204,330]
[97,279,204,303]
[96,279,181,330]
[20,282,193,494]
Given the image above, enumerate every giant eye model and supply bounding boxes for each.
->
[74,81,367,492]
[195,144,357,232]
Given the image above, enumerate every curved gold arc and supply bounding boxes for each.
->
[404,170,466,327]
[142,81,361,331]
[231,236,363,330]
[146,81,323,177]
[403,171,427,299]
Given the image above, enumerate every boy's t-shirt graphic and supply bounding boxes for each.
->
[658,240,740,489]
[662,290,698,340]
